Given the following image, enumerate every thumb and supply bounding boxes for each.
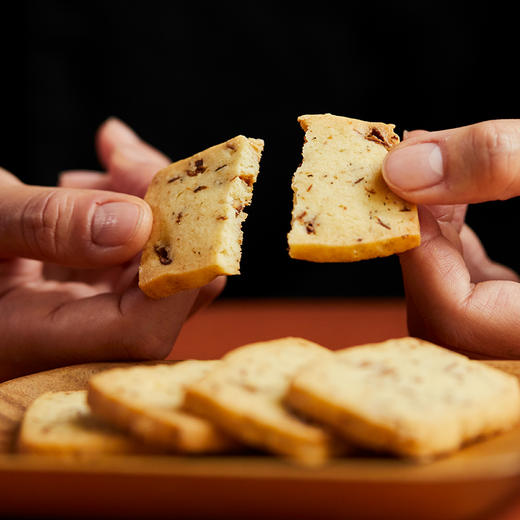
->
[383,120,520,204]
[0,181,152,267]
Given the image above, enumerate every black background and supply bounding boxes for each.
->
[2,1,518,299]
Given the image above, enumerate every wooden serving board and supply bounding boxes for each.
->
[1,361,520,520]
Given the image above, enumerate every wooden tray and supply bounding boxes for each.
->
[2,361,520,520]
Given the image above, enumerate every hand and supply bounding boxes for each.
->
[383,120,520,358]
[0,118,225,381]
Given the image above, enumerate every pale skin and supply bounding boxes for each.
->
[0,118,225,382]
[383,120,520,358]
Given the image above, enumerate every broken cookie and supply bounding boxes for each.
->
[287,114,420,262]
[139,135,264,299]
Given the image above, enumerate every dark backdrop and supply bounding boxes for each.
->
[2,2,518,299]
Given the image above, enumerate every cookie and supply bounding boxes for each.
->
[139,135,264,299]
[183,337,348,465]
[17,390,143,455]
[287,114,420,262]
[286,337,520,459]
[87,361,238,453]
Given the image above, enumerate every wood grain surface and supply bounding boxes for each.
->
[0,362,132,454]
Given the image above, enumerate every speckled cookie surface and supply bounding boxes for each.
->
[18,390,142,455]
[139,135,263,298]
[184,337,348,464]
[87,361,237,453]
[288,114,420,262]
[286,337,520,459]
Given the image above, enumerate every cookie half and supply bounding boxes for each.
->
[139,135,263,298]
[288,114,420,262]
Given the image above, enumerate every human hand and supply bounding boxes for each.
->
[383,120,520,358]
[0,118,225,381]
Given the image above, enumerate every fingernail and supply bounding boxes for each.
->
[384,142,444,191]
[92,201,142,247]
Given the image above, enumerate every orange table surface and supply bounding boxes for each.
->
[170,297,520,520]
[170,297,410,360]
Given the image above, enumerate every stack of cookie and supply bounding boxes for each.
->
[18,336,520,464]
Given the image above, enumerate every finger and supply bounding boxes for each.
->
[96,117,169,169]
[42,261,123,293]
[96,117,139,169]
[113,262,226,314]
[403,129,429,140]
[0,258,42,297]
[421,204,518,283]
[383,120,520,204]
[96,117,170,197]
[101,286,199,360]
[459,224,519,283]
[58,170,112,190]
[424,203,468,232]
[0,167,22,186]
[400,207,520,357]
[188,276,227,317]
[112,256,141,294]
[420,204,468,256]
[0,284,199,379]
[108,144,170,198]
[0,184,152,267]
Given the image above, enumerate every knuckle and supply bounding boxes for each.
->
[469,122,517,198]
[21,190,73,261]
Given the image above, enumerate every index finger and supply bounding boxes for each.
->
[96,118,170,197]
[0,167,22,186]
